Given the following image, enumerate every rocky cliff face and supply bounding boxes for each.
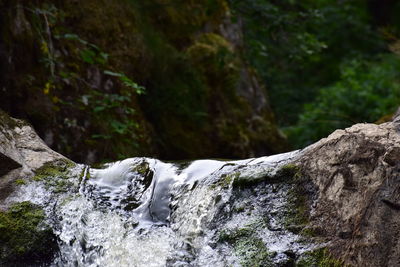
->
[0,0,286,163]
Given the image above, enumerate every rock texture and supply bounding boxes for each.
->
[298,121,400,266]
[0,110,69,202]
[1,109,400,266]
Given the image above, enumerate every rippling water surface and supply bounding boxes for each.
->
[7,151,318,266]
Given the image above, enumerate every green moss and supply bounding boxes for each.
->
[0,202,57,265]
[219,226,273,267]
[186,33,239,92]
[297,248,345,267]
[232,172,266,188]
[285,188,309,230]
[133,161,150,176]
[219,226,255,243]
[33,166,64,181]
[211,172,238,189]
[271,163,314,235]
[14,179,26,185]
[0,109,26,130]
[235,237,274,267]
[32,160,76,193]
[275,164,301,181]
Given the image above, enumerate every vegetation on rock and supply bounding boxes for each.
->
[32,159,76,193]
[297,248,345,267]
[0,201,57,265]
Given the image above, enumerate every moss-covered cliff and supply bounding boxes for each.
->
[0,0,287,163]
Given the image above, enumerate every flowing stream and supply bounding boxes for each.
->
[6,151,320,266]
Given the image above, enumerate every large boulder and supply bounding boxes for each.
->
[297,119,400,266]
[0,110,68,264]
[0,109,69,203]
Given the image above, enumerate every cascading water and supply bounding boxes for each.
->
[6,151,321,266]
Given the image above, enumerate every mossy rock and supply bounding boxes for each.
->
[32,159,76,193]
[232,173,268,188]
[211,172,238,189]
[282,164,315,235]
[186,32,239,89]
[274,164,301,181]
[0,201,57,265]
[232,164,300,188]
[33,159,74,181]
[219,226,274,267]
[297,248,345,267]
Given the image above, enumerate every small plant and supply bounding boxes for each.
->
[104,71,145,95]
[28,3,146,159]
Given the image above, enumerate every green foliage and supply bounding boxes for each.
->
[229,0,387,126]
[103,70,145,94]
[186,33,239,93]
[28,3,147,160]
[132,0,229,44]
[85,89,138,139]
[287,54,400,147]
[230,0,400,149]
[0,202,57,265]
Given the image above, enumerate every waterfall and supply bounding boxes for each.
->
[6,151,319,266]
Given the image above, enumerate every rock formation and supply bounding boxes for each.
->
[297,121,400,266]
[0,110,400,266]
[0,110,69,203]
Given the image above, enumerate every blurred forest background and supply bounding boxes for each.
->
[0,0,399,164]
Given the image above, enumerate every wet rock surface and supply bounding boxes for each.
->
[0,111,72,264]
[298,121,400,266]
[1,110,400,266]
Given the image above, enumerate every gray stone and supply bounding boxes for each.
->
[0,110,70,202]
[297,121,400,266]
